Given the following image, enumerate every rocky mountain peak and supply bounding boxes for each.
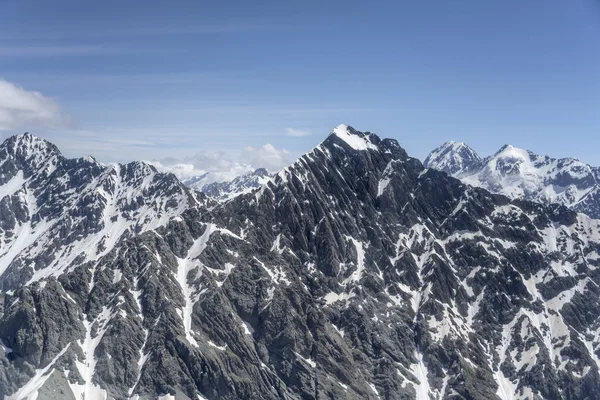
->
[326,123,380,151]
[424,140,480,175]
[427,140,600,219]
[491,144,532,162]
[275,125,411,193]
[1,132,61,158]
[184,126,405,202]
[252,167,270,176]
[323,124,407,159]
[0,133,63,180]
[4,127,600,399]
[0,134,199,293]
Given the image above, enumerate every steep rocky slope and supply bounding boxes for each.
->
[0,133,202,293]
[2,127,600,399]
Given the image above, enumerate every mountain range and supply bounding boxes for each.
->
[184,168,273,201]
[2,127,600,399]
[425,141,600,219]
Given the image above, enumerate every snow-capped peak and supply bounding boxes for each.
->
[2,132,60,157]
[83,155,100,164]
[198,168,273,200]
[0,133,198,289]
[0,133,63,179]
[492,144,531,161]
[424,140,480,175]
[330,124,378,151]
[4,126,600,400]
[426,140,600,218]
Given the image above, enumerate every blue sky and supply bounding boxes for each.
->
[1,0,599,171]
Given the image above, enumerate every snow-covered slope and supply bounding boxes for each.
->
[423,140,481,175]
[0,133,201,292]
[180,167,273,201]
[425,141,600,218]
[3,127,600,399]
[200,168,272,200]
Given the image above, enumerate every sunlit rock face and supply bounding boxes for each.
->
[3,127,600,399]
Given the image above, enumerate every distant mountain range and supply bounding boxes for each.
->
[425,141,600,218]
[184,168,273,201]
[3,128,600,399]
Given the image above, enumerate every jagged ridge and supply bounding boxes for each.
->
[2,127,600,399]
[425,141,600,218]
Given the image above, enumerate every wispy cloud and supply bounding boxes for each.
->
[285,127,311,137]
[0,44,181,57]
[239,144,295,171]
[0,45,109,57]
[35,125,298,176]
[149,154,254,183]
[103,23,287,36]
[0,78,70,131]
[149,143,295,184]
[4,71,259,87]
[0,23,286,41]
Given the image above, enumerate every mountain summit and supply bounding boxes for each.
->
[0,133,199,291]
[423,140,481,175]
[328,123,380,150]
[426,141,600,218]
[2,127,600,399]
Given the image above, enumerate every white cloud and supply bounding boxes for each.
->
[286,127,311,137]
[149,160,255,187]
[147,162,202,181]
[239,144,295,172]
[0,78,69,131]
[150,144,296,186]
[149,151,254,183]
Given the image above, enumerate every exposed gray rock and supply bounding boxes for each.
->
[3,127,600,399]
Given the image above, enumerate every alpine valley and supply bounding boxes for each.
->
[2,126,600,400]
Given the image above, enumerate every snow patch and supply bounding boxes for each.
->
[411,350,431,400]
[207,340,227,351]
[0,170,26,200]
[8,344,71,400]
[72,307,112,400]
[331,124,377,151]
[377,178,391,197]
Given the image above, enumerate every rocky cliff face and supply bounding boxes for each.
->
[3,127,600,399]
[425,141,600,219]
